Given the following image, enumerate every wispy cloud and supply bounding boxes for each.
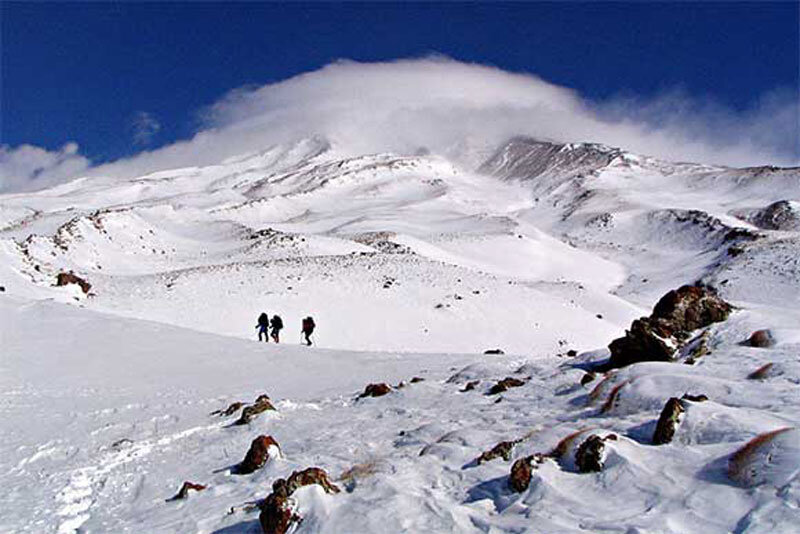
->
[131,111,161,146]
[0,142,90,193]
[2,58,797,192]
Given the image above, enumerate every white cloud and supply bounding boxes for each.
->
[0,142,90,193]
[2,58,797,192]
[131,111,161,146]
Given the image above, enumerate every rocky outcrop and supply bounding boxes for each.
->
[484,349,505,355]
[607,285,731,368]
[580,372,596,386]
[745,329,775,348]
[487,377,526,395]
[166,481,206,501]
[259,467,340,534]
[55,272,91,294]
[748,200,800,231]
[359,383,392,398]
[237,435,281,474]
[235,395,276,425]
[652,398,685,445]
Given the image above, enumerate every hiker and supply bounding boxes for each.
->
[301,316,316,346]
[256,312,270,342]
[270,314,284,343]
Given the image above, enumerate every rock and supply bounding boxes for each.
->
[0,286,5,292]
[259,468,340,534]
[487,377,526,395]
[483,349,505,355]
[235,396,276,425]
[575,435,607,473]
[728,427,799,487]
[286,467,341,495]
[359,383,392,398]
[746,329,775,348]
[650,284,732,337]
[566,349,577,357]
[748,363,775,380]
[237,435,281,474]
[749,200,800,231]
[681,393,709,402]
[652,397,685,445]
[580,372,596,386]
[410,376,425,383]
[477,440,518,464]
[460,380,480,392]
[509,456,534,492]
[508,454,545,492]
[166,481,206,501]
[607,285,731,368]
[211,401,244,417]
[55,271,92,294]
[259,484,300,534]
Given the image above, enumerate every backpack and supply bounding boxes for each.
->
[258,312,269,326]
[302,317,315,331]
[272,315,283,329]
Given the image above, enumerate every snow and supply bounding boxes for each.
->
[1,136,799,533]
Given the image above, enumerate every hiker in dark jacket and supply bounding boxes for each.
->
[270,314,284,343]
[301,316,316,346]
[256,312,270,342]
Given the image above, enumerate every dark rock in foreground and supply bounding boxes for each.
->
[607,285,731,369]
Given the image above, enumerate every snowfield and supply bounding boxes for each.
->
[1,137,799,533]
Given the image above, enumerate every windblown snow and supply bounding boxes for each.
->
[1,136,799,533]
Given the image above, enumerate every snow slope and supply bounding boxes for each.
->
[1,136,799,533]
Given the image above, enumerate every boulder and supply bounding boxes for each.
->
[410,376,425,383]
[746,329,775,348]
[286,467,341,495]
[477,440,518,464]
[235,396,276,425]
[259,484,300,534]
[575,434,611,473]
[359,383,392,398]
[508,454,546,492]
[237,435,281,474]
[484,349,505,355]
[55,272,91,294]
[259,467,340,534]
[652,397,685,445]
[487,377,526,395]
[607,285,731,369]
[580,372,596,386]
[747,363,775,380]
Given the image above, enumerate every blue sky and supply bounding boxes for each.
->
[0,2,798,190]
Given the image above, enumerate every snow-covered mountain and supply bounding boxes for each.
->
[2,136,799,533]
